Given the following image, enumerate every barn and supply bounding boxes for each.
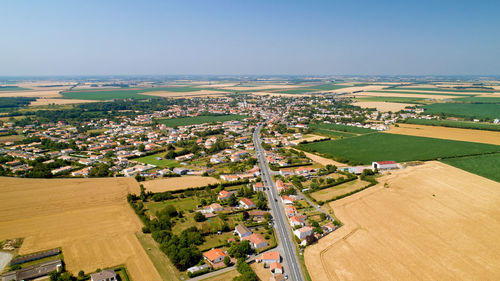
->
[372,161,398,170]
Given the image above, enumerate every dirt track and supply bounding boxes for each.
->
[305,161,500,281]
[386,123,500,145]
[0,177,161,281]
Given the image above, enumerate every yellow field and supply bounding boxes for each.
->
[201,269,239,281]
[0,177,161,281]
[352,91,461,99]
[0,90,63,98]
[305,161,500,281]
[352,101,415,112]
[386,123,500,145]
[142,176,220,193]
[300,150,347,167]
[29,98,100,106]
[251,262,272,281]
[310,179,370,201]
[139,90,225,98]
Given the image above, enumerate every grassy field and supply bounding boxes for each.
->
[401,118,500,131]
[310,179,371,202]
[146,197,199,216]
[370,90,473,97]
[386,87,495,92]
[423,103,500,119]
[354,96,428,104]
[201,269,239,281]
[136,232,184,281]
[441,153,500,182]
[310,123,375,135]
[299,133,500,164]
[452,96,500,103]
[134,152,180,168]
[0,86,29,91]
[157,114,247,127]
[0,134,24,143]
[61,89,154,100]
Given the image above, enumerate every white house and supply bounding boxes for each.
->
[239,198,256,209]
[294,226,314,240]
[234,224,252,238]
[372,161,398,170]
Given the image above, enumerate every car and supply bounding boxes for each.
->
[284,274,288,279]
[274,198,278,202]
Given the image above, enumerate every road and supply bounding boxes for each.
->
[253,124,305,281]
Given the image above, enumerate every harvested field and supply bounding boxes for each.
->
[387,124,500,145]
[251,262,272,281]
[305,161,500,281]
[251,91,311,97]
[300,150,347,167]
[310,179,370,201]
[140,89,225,98]
[29,98,100,106]
[0,177,161,281]
[0,90,63,98]
[352,101,415,112]
[142,176,220,193]
[292,134,329,144]
[353,91,461,99]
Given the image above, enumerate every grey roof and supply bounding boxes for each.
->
[90,269,116,281]
[235,224,251,235]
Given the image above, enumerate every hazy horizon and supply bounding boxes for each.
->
[1,0,499,76]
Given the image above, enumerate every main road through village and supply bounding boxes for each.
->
[253,124,305,281]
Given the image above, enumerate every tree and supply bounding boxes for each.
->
[228,194,238,206]
[256,200,267,210]
[194,212,205,222]
[241,211,249,220]
[138,143,145,152]
[223,256,231,266]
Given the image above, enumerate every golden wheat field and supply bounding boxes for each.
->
[305,161,500,281]
[386,123,500,145]
[352,101,415,112]
[0,177,161,281]
[141,176,220,193]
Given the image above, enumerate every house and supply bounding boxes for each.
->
[289,215,306,227]
[203,248,228,264]
[294,226,314,240]
[248,210,268,221]
[242,233,268,249]
[295,166,316,176]
[372,161,398,170]
[234,224,252,238]
[208,203,223,212]
[279,169,294,177]
[322,223,337,233]
[90,269,117,281]
[239,198,256,209]
[173,167,189,175]
[339,166,372,175]
[284,205,297,217]
[281,195,296,205]
[0,259,63,281]
[218,190,232,200]
[175,153,194,161]
[270,262,283,274]
[220,174,240,182]
[257,251,280,265]
[253,182,265,192]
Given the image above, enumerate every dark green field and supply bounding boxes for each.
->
[299,133,500,164]
[310,123,375,135]
[401,118,500,131]
[354,96,428,104]
[423,103,500,119]
[276,84,350,94]
[157,114,247,127]
[61,89,155,100]
[451,96,500,103]
[442,153,500,182]
[0,86,29,91]
[387,87,494,93]
[370,90,472,97]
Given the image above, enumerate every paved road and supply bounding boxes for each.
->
[253,124,305,281]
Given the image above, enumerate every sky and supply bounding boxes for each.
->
[1,0,499,76]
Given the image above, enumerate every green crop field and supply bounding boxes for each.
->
[310,122,376,135]
[370,90,473,97]
[401,118,500,131]
[354,96,428,104]
[423,103,500,119]
[134,152,180,168]
[386,87,494,93]
[0,86,29,91]
[442,153,500,183]
[157,114,247,127]
[451,96,500,103]
[298,133,500,165]
[276,84,350,94]
[61,89,155,100]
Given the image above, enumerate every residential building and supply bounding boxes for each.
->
[203,248,227,264]
[234,224,252,238]
[90,269,117,281]
[242,233,268,249]
[239,198,256,209]
[294,226,314,240]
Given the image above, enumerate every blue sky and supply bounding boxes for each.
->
[1,0,499,76]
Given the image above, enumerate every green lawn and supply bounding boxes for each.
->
[441,153,500,183]
[299,133,500,165]
[134,152,180,168]
[157,114,247,127]
[136,232,184,281]
[199,232,235,252]
[146,197,199,216]
[401,118,500,131]
[423,103,500,119]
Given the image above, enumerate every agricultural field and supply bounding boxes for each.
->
[310,123,375,135]
[370,90,473,97]
[310,179,371,202]
[299,150,347,167]
[442,153,500,182]
[299,133,500,164]
[157,114,247,127]
[201,269,240,281]
[353,96,427,104]
[386,124,500,145]
[0,86,29,91]
[0,177,161,281]
[305,161,500,281]
[61,89,155,100]
[452,96,500,103]
[388,86,495,93]
[142,176,219,193]
[133,152,180,168]
[275,83,350,94]
[423,103,500,119]
[401,118,500,131]
[352,101,415,112]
